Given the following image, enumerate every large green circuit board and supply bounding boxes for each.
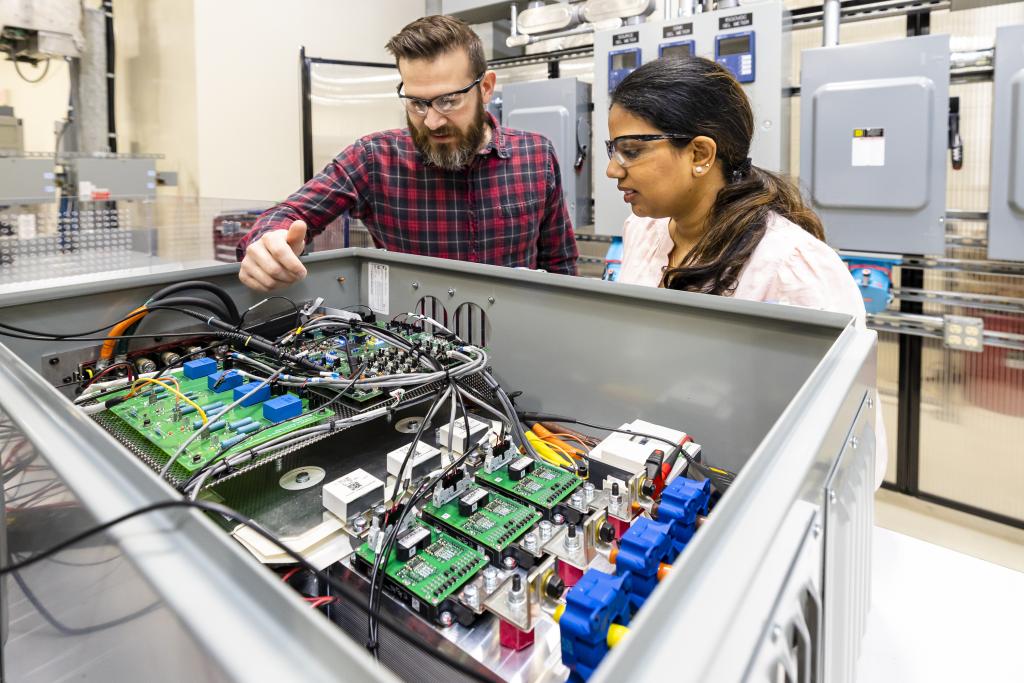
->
[475,459,581,510]
[421,486,540,555]
[106,372,331,472]
[354,524,486,608]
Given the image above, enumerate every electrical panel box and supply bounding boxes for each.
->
[800,34,950,256]
[502,77,592,229]
[987,25,1024,262]
[0,157,56,205]
[593,1,788,234]
[68,157,157,199]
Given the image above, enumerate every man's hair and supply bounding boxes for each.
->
[385,15,487,77]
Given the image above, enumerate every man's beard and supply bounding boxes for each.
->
[409,101,488,171]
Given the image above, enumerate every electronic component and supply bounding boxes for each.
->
[353,523,487,624]
[716,31,756,83]
[322,468,384,521]
[475,458,582,521]
[233,382,270,407]
[396,524,431,562]
[387,441,442,483]
[183,357,217,379]
[422,485,541,563]
[436,414,490,455]
[208,369,244,393]
[263,394,302,423]
[509,455,534,481]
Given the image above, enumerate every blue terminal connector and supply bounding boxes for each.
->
[656,476,711,554]
[559,570,632,682]
[614,517,674,613]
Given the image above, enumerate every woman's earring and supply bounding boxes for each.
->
[695,166,704,174]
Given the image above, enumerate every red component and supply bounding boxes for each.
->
[607,516,631,540]
[499,619,535,651]
[557,559,585,588]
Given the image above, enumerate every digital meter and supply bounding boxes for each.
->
[715,31,755,83]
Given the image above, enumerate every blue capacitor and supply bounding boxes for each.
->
[193,419,226,432]
[263,394,302,423]
[228,417,255,431]
[233,382,270,407]
[183,357,217,379]
[208,369,244,393]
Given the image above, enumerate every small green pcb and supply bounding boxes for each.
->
[106,371,331,472]
[354,524,486,609]
[475,459,581,510]
[422,486,540,556]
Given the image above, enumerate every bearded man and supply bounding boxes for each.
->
[237,15,579,291]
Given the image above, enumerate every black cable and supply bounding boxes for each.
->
[147,280,242,324]
[0,498,498,683]
[236,295,300,331]
[12,56,50,82]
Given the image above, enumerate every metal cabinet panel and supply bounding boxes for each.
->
[988,25,1024,261]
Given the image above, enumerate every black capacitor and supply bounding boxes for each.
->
[458,487,489,516]
[396,525,431,562]
[509,456,534,481]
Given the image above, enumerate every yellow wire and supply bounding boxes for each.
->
[525,430,573,469]
[130,377,207,425]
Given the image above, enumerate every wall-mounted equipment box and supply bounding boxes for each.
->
[502,77,592,229]
[800,34,950,256]
[987,25,1024,262]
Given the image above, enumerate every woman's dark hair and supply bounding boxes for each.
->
[611,57,824,295]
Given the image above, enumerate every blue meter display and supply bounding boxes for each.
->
[659,41,695,60]
[715,31,755,83]
[608,48,641,93]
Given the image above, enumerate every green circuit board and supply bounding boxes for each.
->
[354,524,486,607]
[421,486,540,554]
[475,459,581,509]
[106,371,331,472]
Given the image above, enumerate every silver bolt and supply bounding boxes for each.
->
[812,523,822,538]
[552,513,565,525]
[538,520,553,541]
[353,517,367,532]
[523,532,537,552]
[771,624,782,642]
[503,556,517,570]
[439,611,454,627]
[487,296,495,304]
[829,490,838,505]
[507,574,526,608]
[447,288,456,297]
[374,505,386,517]
[583,483,595,503]
[463,584,480,610]
[412,281,419,289]
[849,436,860,450]
[866,396,874,409]
[483,567,499,592]
[564,525,581,552]
[570,492,584,509]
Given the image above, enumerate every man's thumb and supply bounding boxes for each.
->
[286,221,307,254]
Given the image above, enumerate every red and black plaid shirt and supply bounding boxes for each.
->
[238,114,578,275]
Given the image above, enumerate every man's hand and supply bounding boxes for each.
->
[239,220,308,291]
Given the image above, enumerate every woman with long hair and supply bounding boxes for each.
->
[607,57,886,487]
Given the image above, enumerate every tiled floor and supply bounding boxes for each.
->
[875,489,1024,572]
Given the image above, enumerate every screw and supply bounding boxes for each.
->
[771,624,782,642]
[412,281,419,289]
[508,574,525,608]
[503,556,517,570]
[538,520,553,541]
[487,296,495,304]
[447,288,456,297]
[849,436,860,450]
[463,584,480,610]
[295,471,310,484]
[552,513,565,525]
[353,517,367,531]
[483,567,499,592]
[62,376,72,383]
[570,492,584,509]
[829,490,838,505]
[812,523,822,538]
[439,611,454,627]
[866,396,874,409]
[583,483,595,503]
[48,357,59,365]
[523,532,537,552]
[564,524,581,552]
[375,505,387,517]
[336,276,346,284]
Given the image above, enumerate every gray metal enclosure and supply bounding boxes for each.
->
[0,249,877,682]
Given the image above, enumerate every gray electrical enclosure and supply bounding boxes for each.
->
[501,78,592,228]
[800,34,950,256]
[987,25,1024,262]
[0,157,56,205]
[592,0,788,234]
[68,157,157,199]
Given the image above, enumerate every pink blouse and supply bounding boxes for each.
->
[619,212,888,487]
